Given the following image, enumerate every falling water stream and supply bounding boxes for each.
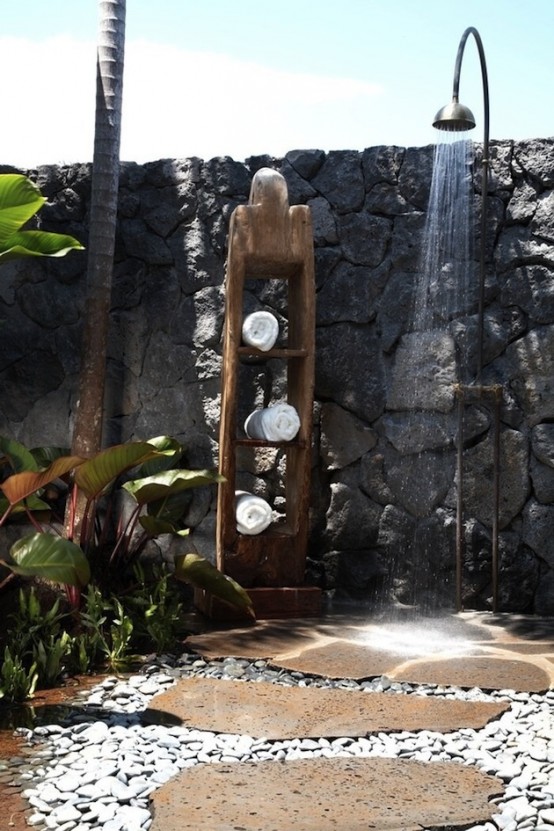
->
[413,135,475,338]
[386,135,476,611]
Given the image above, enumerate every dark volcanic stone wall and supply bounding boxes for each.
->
[1,139,554,613]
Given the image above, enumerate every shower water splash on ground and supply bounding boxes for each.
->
[354,617,474,657]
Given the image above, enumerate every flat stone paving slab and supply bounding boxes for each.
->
[185,622,357,659]
[272,641,411,679]
[391,655,551,692]
[184,612,490,661]
[148,614,546,831]
[149,756,504,831]
[270,642,552,693]
[186,612,554,692]
[496,641,554,654]
[144,677,509,739]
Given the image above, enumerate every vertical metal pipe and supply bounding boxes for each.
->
[491,386,502,612]
[476,157,489,384]
[456,385,464,612]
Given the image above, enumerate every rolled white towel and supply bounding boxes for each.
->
[235,490,273,535]
[242,311,279,352]
[244,402,300,442]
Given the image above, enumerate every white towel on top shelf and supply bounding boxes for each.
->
[235,490,273,535]
[244,402,300,442]
[241,311,279,351]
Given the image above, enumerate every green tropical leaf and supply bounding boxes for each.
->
[138,515,191,537]
[133,435,184,478]
[0,435,40,474]
[174,552,254,618]
[0,455,85,507]
[147,436,183,453]
[0,174,83,261]
[145,489,192,525]
[0,174,45,242]
[0,229,84,262]
[4,532,90,587]
[30,446,71,469]
[0,494,51,517]
[123,468,224,507]
[74,442,162,499]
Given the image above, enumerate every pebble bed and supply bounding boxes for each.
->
[6,653,554,831]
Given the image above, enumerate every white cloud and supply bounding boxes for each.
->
[1,36,96,167]
[121,40,383,162]
[0,35,383,167]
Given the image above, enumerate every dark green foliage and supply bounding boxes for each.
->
[0,565,189,703]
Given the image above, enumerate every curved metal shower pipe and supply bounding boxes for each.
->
[434,25,490,382]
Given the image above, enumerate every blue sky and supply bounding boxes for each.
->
[3,0,553,166]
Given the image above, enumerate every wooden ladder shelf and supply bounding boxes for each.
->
[202,168,321,619]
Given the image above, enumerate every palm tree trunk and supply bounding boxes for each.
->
[68,0,126,540]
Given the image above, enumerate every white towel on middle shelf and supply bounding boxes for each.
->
[244,402,301,442]
[235,490,273,535]
[241,311,279,351]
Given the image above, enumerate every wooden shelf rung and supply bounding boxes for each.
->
[234,438,307,448]
[237,347,309,359]
[237,522,295,538]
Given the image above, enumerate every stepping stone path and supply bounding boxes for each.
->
[145,676,509,829]
[146,612,553,830]
[150,756,503,831]
[144,677,509,739]
[7,611,554,831]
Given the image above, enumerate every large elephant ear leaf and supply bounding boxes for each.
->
[174,552,255,619]
[0,456,85,507]
[0,174,83,261]
[0,435,40,474]
[74,442,163,499]
[0,230,84,262]
[123,469,224,507]
[30,446,71,469]
[134,435,184,477]
[3,532,90,588]
[0,494,51,518]
[139,516,191,537]
[0,174,45,241]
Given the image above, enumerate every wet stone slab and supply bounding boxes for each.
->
[143,677,509,739]
[149,756,504,831]
[267,642,552,693]
[185,622,354,660]
[492,641,554,654]
[271,640,406,678]
[185,613,554,694]
[391,655,552,693]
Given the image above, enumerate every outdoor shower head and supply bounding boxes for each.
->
[431,26,490,390]
[433,99,476,132]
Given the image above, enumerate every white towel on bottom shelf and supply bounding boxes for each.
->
[235,490,273,535]
[241,311,279,351]
[244,402,300,442]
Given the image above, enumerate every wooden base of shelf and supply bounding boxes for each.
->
[194,586,322,621]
